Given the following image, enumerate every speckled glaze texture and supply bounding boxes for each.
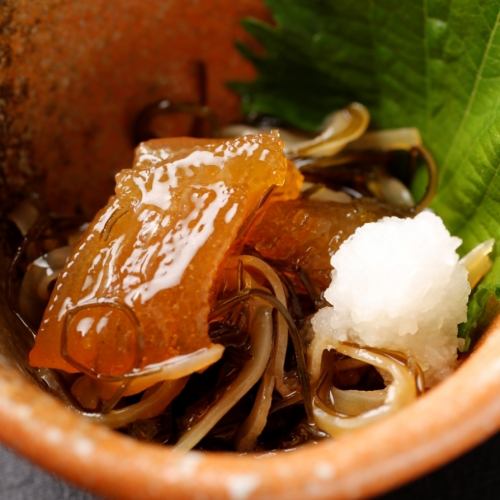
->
[0,0,266,216]
[0,318,498,499]
[0,1,499,498]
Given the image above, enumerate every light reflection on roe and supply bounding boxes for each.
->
[29,133,291,374]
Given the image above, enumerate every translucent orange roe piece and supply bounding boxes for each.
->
[245,198,398,292]
[273,160,304,201]
[30,133,290,375]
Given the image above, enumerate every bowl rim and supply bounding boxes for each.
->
[0,315,499,499]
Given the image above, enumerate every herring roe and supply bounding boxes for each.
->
[311,211,471,386]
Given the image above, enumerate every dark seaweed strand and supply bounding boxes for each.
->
[131,62,216,145]
[412,145,438,211]
[270,391,303,413]
[131,101,217,145]
[98,380,133,414]
[296,268,327,310]
[237,258,244,293]
[297,150,391,175]
[211,288,315,425]
[7,246,37,340]
[242,247,326,309]
[197,60,208,107]
[3,213,82,405]
[190,60,208,137]
[60,301,145,383]
[7,211,84,339]
[275,271,305,321]
[6,215,53,342]
[296,152,396,202]
[235,185,276,244]
[297,146,437,212]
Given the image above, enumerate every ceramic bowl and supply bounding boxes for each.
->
[1,1,499,498]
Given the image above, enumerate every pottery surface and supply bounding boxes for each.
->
[0,1,499,498]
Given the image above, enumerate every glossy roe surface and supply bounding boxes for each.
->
[30,134,289,374]
[246,198,398,291]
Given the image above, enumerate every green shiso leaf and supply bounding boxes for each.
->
[235,0,500,348]
[459,259,500,350]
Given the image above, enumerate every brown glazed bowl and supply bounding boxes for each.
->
[0,1,499,498]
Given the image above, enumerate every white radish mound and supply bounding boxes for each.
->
[311,211,471,386]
